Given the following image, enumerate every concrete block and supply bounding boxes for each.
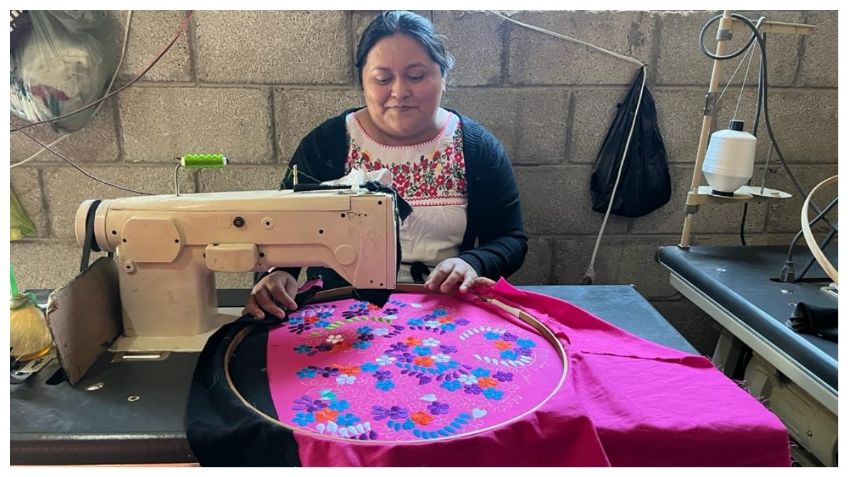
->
[797,11,838,87]
[443,88,569,165]
[10,240,85,291]
[435,11,503,86]
[10,98,120,164]
[514,166,629,235]
[752,89,837,163]
[10,167,48,238]
[508,11,652,85]
[508,237,553,285]
[552,235,678,298]
[763,164,838,233]
[119,87,273,163]
[43,165,195,239]
[275,89,363,161]
[114,10,192,82]
[195,11,350,84]
[651,87,708,164]
[650,299,720,356]
[195,165,284,193]
[569,87,629,164]
[630,165,768,235]
[654,11,801,87]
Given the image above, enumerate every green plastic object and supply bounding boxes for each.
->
[180,153,227,169]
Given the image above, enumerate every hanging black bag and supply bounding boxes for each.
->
[590,67,671,218]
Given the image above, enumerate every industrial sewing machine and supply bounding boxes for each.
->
[71,188,398,353]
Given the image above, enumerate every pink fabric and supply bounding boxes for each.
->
[265,280,790,466]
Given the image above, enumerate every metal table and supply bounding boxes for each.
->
[11,285,696,465]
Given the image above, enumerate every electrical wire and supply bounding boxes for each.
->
[16,128,153,195]
[10,10,193,133]
[11,10,134,169]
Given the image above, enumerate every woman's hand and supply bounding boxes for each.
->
[425,258,496,294]
[242,270,299,319]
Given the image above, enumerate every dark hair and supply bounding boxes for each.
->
[355,11,454,85]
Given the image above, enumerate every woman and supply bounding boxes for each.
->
[244,11,526,319]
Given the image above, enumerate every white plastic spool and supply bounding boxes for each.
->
[702,120,757,196]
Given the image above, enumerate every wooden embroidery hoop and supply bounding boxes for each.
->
[223,284,568,445]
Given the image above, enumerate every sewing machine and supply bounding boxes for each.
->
[73,189,397,352]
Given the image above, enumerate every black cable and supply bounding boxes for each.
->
[796,227,837,281]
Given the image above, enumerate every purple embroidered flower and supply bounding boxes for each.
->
[292,395,328,413]
[358,333,375,342]
[453,318,470,326]
[463,384,483,395]
[387,343,409,353]
[501,332,518,342]
[427,401,450,415]
[342,308,370,319]
[372,405,409,420]
[515,347,533,356]
[320,366,340,378]
[373,370,392,381]
[439,344,458,354]
[383,307,399,316]
[493,371,514,382]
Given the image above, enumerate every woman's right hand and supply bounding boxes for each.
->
[242,270,299,319]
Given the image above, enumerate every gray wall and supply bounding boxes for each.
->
[10,10,837,355]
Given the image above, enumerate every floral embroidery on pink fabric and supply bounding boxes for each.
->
[267,293,563,442]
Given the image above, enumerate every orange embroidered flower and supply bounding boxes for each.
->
[315,409,338,423]
[338,365,361,375]
[304,315,318,324]
[367,303,382,311]
[404,336,422,346]
[477,377,498,388]
[494,340,513,351]
[330,342,353,354]
[411,411,434,426]
[413,356,434,367]
[438,316,454,324]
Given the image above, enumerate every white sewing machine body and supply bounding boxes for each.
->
[75,189,397,351]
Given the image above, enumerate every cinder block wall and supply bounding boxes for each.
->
[10,10,837,354]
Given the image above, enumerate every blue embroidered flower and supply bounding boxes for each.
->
[500,350,518,360]
[440,323,456,332]
[353,340,371,350]
[414,346,432,356]
[440,379,461,391]
[427,401,450,415]
[313,320,331,328]
[361,362,380,372]
[350,302,368,310]
[375,380,395,391]
[336,413,360,426]
[432,308,448,317]
[288,316,304,325]
[293,412,314,426]
[484,331,501,340]
[329,399,350,412]
[516,338,536,348]
[407,318,424,326]
[356,326,373,335]
[439,344,458,354]
[320,389,336,400]
[471,367,491,378]
[373,370,392,381]
[296,367,317,379]
[316,310,333,319]
[293,344,313,354]
[454,318,470,326]
[484,388,504,401]
[493,371,514,382]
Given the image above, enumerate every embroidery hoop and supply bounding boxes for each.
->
[223,284,568,445]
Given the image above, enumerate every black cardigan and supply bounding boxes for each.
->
[278,108,527,281]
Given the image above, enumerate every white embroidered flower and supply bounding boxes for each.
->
[376,355,396,366]
[326,334,343,344]
[458,374,478,385]
[432,353,451,363]
[372,327,390,336]
[422,338,440,347]
[383,315,398,321]
[336,374,356,385]
[425,320,441,328]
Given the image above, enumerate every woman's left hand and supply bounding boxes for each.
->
[425,258,496,294]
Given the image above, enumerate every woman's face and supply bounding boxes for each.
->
[361,33,446,144]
